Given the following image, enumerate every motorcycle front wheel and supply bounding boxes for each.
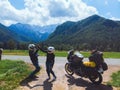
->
[65,63,74,76]
[88,72,103,85]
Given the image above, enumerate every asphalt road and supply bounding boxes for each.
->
[2,55,120,65]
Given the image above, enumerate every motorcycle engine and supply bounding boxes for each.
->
[75,68,83,76]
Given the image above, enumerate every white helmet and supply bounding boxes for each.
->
[28,44,35,50]
[47,46,55,52]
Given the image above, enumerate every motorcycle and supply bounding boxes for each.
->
[65,50,103,85]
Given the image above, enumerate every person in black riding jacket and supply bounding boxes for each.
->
[28,44,41,78]
[40,46,56,80]
[0,48,3,60]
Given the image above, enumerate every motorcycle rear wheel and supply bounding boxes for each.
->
[65,63,74,76]
[88,72,103,85]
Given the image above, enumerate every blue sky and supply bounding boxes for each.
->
[83,0,120,19]
[9,0,25,9]
[0,0,120,26]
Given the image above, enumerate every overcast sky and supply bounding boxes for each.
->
[0,0,120,26]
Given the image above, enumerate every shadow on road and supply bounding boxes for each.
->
[19,76,40,89]
[65,74,113,90]
[20,77,56,90]
[43,79,56,90]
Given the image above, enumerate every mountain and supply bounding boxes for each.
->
[45,15,120,51]
[0,23,18,42]
[0,23,57,44]
[8,23,58,42]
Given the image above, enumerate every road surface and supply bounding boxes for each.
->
[2,55,120,65]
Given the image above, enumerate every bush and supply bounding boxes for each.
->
[107,71,120,87]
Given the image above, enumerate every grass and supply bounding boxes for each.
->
[3,50,29,55]
[107,71,120,87]
[2,50,120,58]
[103,52,120,58]
[0,60,32,90]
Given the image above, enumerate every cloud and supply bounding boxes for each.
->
[118,0,120,2]
[110,17,120,21]
[0,0,98,26]
[0,0,32,25]
[106,12,120,21]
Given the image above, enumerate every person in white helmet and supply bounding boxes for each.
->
[0,48,3,60]
[28,44,41,78]
[40,46,56,80]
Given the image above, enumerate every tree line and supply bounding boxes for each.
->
[0,40,28,50]
[0,39,120,52]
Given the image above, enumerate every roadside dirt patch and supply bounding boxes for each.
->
[16,65,120,90]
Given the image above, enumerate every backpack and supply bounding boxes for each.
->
[89,51,104,66]
[89,51,108,71]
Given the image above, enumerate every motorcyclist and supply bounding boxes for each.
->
[40,46,57,80]
[0,48,3,60]
[28,44,41,78]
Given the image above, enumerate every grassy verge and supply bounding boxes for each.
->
[107,71,120,88]
[3,50,120,58]
[3,50,29,55]
[103,52,120,58]
[0,60,32,90]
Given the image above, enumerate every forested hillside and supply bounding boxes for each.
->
[0,23,27,49]
[45,15,120,51]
